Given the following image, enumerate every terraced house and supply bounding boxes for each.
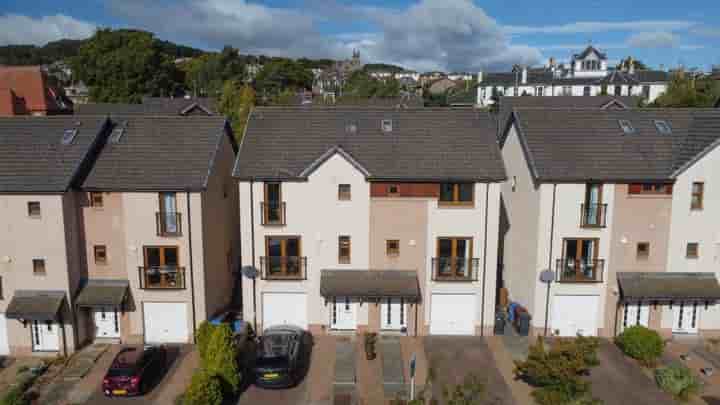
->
[0,114,239,356]
[500,108,720,338]
[235,107,505,336]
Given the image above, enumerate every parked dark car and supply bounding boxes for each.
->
[102,345,167,397]
[253,325,312,388]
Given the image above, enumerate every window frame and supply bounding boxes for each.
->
[686,242,699,259]
[636,242,650,260]
[387,184,400,196]
[90,192,104,208]
[32,258,46,275]
[691,182,704,210]
[94,245,108,265]
[386,240,400,257]
[338,236,351,264]
[439,183,474,206]
[27,201,41,218]
[338,184,352,201]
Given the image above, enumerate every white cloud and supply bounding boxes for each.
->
[0,14,96,46]
[627,31,678,48]
[690,25,720,38]
[505,20,696,35]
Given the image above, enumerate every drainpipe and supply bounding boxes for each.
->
[543,184,558,336]
[480,183,490,336]
[250,180,258,330]
[186,191,197,343]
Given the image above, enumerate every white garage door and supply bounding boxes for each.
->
[143,302,189,343]
[0,314,9,355]
[551,295,599,337]
[263,293,307,330]
[430,294,476,335]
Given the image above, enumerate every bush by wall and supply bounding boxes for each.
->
[183,371,224,405]
[654,363,700,402]
[615,326,664,367]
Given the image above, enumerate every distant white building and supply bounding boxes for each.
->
[477,46,670,106]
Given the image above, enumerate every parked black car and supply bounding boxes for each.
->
[253,325,312,388]
[102,345,167,397]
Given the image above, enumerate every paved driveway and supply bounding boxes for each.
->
[424,336,517,405]
[587,341,676,405]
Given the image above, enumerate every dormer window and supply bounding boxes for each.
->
[381,119,393,133]
[654,120,672,134]
[345,121,357,134]
[619,120,635,134]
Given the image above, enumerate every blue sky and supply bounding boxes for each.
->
[1,0,719,72]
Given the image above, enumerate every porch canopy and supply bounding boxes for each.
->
[320,270,421,302]
[75,279,129,308]
[6,290,66,321]
[618,272,720,304]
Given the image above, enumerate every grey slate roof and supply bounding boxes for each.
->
[320,270,421,300]
[479,69,669,87]
[508,108,720,182]
[76,97,216,116]
[233,107,506,182]
[576,46,607,60]
[0,115,109,193]
[82,115,235,191]
[618,272,720,302]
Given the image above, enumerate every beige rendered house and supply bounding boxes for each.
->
[235,107,505,336]
[76,115,240,345]
[500,108,720,338]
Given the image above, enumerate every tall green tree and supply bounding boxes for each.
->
[218,80,255,140]
[254,59,313,100]
[652,71,720,108]
[71,29,181,103]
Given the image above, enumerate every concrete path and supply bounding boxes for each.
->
[665,340,720,405]
[380,336,405,399]
[486,336,534,405]
[333,336,356,404]
[355,336,384,405]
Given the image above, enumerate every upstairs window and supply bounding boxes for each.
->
[94,245,108,264]
[686,242,699,259]
[90,192,104,208]
[691,182,704,210]
[338,184,351,201]
[32,259,46,275]
[439,183,474,205]
[583,86,591,96]
[386,240,400,257]
[27,201,41,218]
[387,185,400,196]
[628,183,673,195]
[636,242,650,260]
[338,236,351,264]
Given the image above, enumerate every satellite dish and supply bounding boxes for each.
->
[242,265,259,279]
[539,269,555,283]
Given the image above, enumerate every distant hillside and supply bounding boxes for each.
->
[0,33,205,66]
[363,63,409,73]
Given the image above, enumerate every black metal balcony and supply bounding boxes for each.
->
[156,212,182,236]
[431,257,479,281]
[260,256,307,280]
[261,202,286,226]
[556,259,604,283]
[138,266,186,289]
[580,203,607,228]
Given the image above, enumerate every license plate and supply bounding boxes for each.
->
[263,373,279,379]
[112,389,128,396]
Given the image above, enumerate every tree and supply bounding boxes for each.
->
[218,81,255,140]
[254,59,313,99]
[652,71,720,108]
[193,321,241,395]
[71,29,182,103]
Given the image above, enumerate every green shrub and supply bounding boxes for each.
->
[654,363,700,402]
[442,374,486,404]
[195,321,214,365]
[184,371,223,405]
[0,385,30,405]
[615,326,664,367]
[204,323,241,393]
[514,336,601,405]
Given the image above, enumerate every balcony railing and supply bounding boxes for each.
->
[260,256,307,280]
[431,257,479,281]
[261,202,286,226]
[580,203,608,228]
[138,266,186,289]
[555,259,605,283]
[156,212,182,236]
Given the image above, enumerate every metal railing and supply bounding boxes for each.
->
[156,212,182,236]
[138,266,186,289]
[431,257,479,281]
[261,202,286,226]
[556,259,604,283]
[260,256,307,280]
[580,203,607,228]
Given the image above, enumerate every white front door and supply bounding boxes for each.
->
[673,302,699,334]
[263,293,308,330]
[622,302,650,331]
[143,302,189,343]
[551,295,600,337]
[0,315,9,355]
[331,297,357,330]
[94,308,120,338]
[430,294,476,335]
[31,321,60,352]
[381,298,407,330]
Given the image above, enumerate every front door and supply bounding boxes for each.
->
[622,302,649,331]
[94,308,120,338]
[381,298,407,330]
[673,302,699,334]
[331,297,357,330]
[31,321,60,352]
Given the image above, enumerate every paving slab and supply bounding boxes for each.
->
[379,336,405,399]
[486,336,534,405]
[355,337,383,405]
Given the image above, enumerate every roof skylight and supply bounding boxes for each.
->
[618,119,635,135]
[654,120,672,135]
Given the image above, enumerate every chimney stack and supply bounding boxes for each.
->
[628,56,635,74]
[477,71,483,83]
[521,66,528,85]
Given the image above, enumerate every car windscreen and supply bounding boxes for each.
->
[258,332,294,359]
[107,366,136,377]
